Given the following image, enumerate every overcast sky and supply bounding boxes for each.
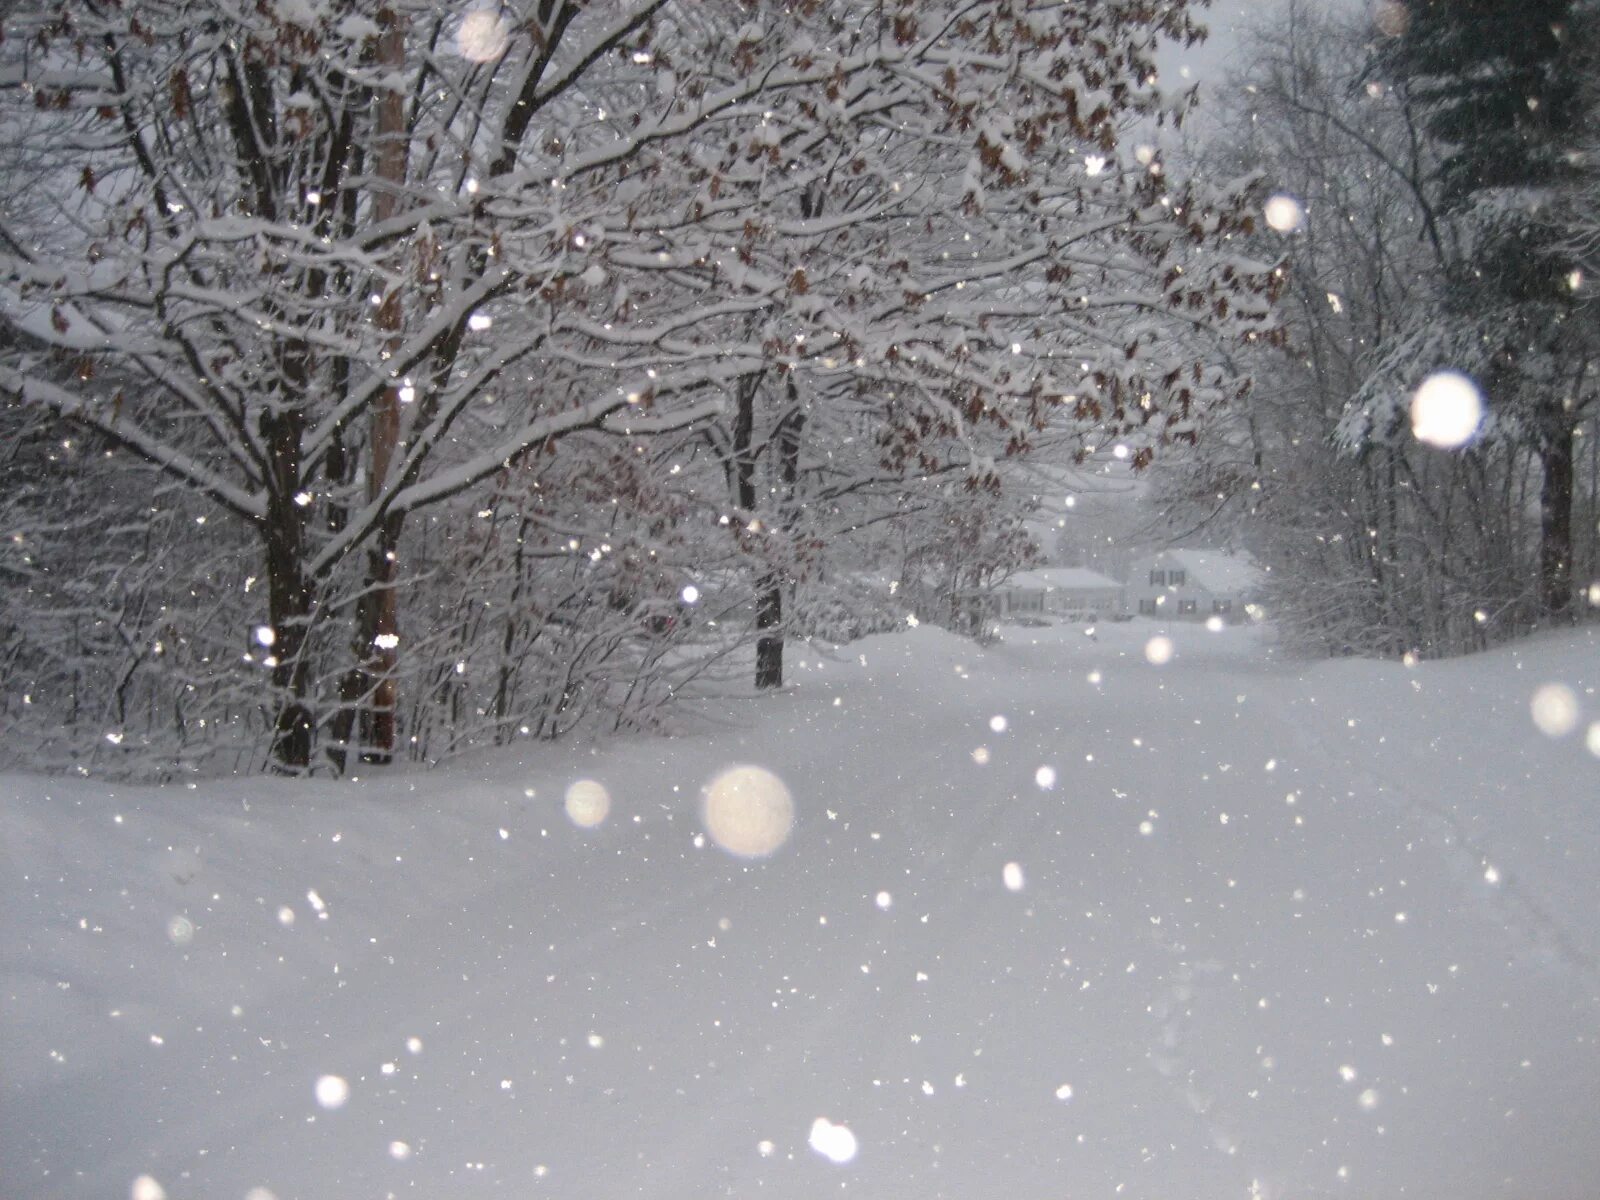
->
[1160,0,1369,102]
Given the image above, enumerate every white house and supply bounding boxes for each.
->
[1126,549,1264,622]
[997,567,1124,622]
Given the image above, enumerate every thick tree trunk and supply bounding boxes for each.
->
[1539,419,1574,620]
[358,10,408,764]
[755,396,806,691]
[731,372,785,690]
[754,576,783,689]
[262,410,315,772]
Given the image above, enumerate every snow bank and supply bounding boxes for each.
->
[3,621,1597,1200]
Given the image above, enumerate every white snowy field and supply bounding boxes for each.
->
[3,619,1599,1200]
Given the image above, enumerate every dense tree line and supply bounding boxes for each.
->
[1160,0,1599,656]
[0,1,1274,776]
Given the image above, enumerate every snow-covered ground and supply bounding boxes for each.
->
[4,619,1598,1200]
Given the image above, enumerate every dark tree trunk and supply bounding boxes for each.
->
[748,191,825,691]
[262,409,314,772]
[754,575,783,689]
[1539,418,1574,620]
[731,371,786,690]
[755,394,807,691]
[358,11,409,764]
[360,514,402,762]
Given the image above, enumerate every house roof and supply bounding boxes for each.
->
[1158,549,1265,595]
[1004,567,1122,592]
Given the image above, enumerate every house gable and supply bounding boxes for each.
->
[1128,549,1264,620]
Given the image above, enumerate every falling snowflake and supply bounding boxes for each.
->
[314,1075,350,1109]
[457,10,509,61]
[1530,683,1579,737]
[1410,372,1483,449]
[702,765,794,857]
[808,1117,858,1164]
[1263,193,1305,233]
[565,779,612,828]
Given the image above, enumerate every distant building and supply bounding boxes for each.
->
[1126,549,1264,622]
[997,567,1124,622]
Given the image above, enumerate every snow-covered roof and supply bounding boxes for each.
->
[1004,567,1122,592]
[1158,550,1264,595]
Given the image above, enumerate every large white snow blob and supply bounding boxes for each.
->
[1144,635,1174,665]
[1002,861,1026,891]
[808,1117,858,1164]
[564,779,612,828]
[1263,193,1305,233]
[1410,371,1483,448]
[314,1075,350,1109]
[1530,683,1579,738]
[702,765,794,857]
[456,10,509,61]
[131,1177,167,1200]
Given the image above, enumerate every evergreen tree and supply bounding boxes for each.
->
[1377,0,1597,618]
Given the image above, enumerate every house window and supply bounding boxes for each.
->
[1213,599,1232,614]
[1178,599,1197,615]
[1149,569,1165,585]
[1169,569,1186,586]
[1138,599,1158,615]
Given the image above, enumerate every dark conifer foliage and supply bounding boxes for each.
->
[1378,0,1583,209]
[1374,0,1596,618]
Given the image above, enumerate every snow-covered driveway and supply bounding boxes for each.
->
[4,621,1597,1200]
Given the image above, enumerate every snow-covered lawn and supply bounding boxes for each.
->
[4,620,1598,1200]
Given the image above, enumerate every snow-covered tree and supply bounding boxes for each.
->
[1169,0,1600,657]
[0,0,1276,774]
[1369,0,1599,620]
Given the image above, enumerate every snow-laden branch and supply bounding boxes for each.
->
[0,366,266,521]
